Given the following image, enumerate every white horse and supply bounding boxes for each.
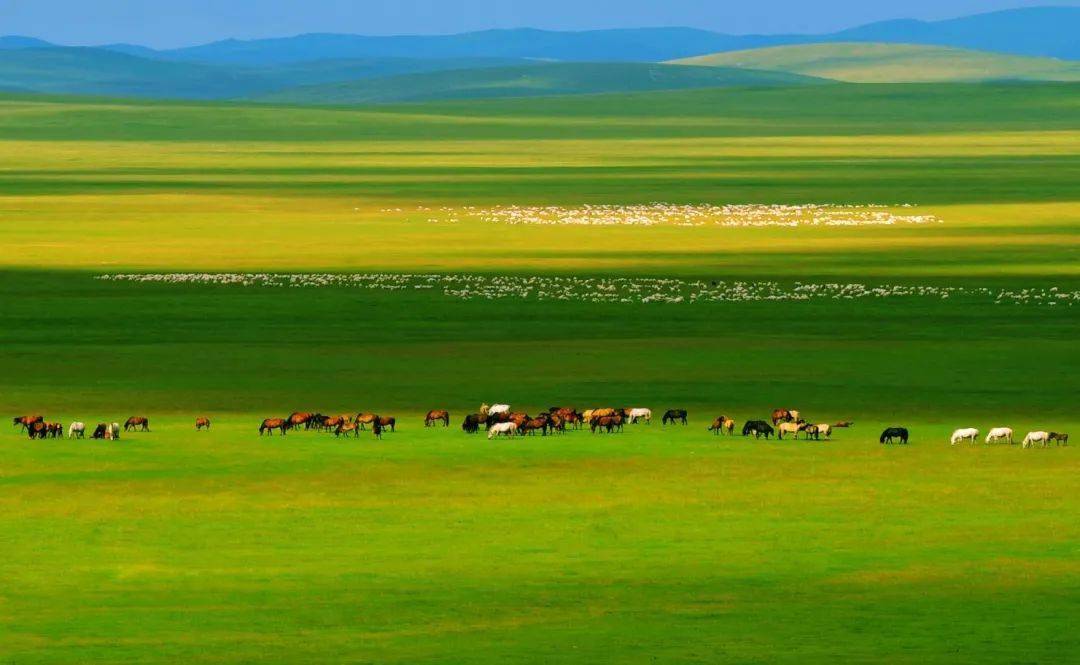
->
[105,422,120,441]
[778,422,805,439]
[985,427,1014,445]
[627,408,652,424]
[950,428,979,446]
[68,422,86,439]
[1023,431,1049,449]
[814,424,832,440]
[488,421,518,440]
[488,404,511,417]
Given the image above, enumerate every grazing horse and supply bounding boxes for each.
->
[488,404,511,417]
[287,413,315,430]
[662,410,688,426]
[1022,431,1050,449]
[322,416,347,431]
[375,416,396,432]
[355,413,377,430]
[13,415,43,431]
[488,422,518,440]
[1048,432,1069,446]
[880,428,909,445]
[425,410,451,427]
[68,422,86,439]
[626,408,652,425]
[195,417,211,431]
[591,415,622,434]
[124,417,150,432]
[108,423,120,440]
[46,422,63,438]
[91,423,109,439]
[771,409,795,425]
[522,418,550,436]
[260,418,290,436]
[742,421,774,439]
[709,416,736,436]
[335,423,360,438]
[950,428,979,446]
[27,421,49,440]
[811,424,832,440]
[985,427,1013,445]
[777,421,807,440]
[462,414,484,434]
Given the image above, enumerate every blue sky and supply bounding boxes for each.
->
[1,0,1075,48]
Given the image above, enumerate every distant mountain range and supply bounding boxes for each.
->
[0,7,1077,104]
[2,7,1079,64]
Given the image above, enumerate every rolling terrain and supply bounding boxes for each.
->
[255,61,827,104]
[0,81,1076,662]
[674,42,1080,82]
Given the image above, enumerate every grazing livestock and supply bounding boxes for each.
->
[46,422,63,438]
[1022,431,1050,449]
[771,409,795,425]
[372,419,384,439]
[813,424,832,440]
[195,417,211,431]
[462,414,484,434]
[321,416,347,431]
[355,413,376,430]
[68,422,86,439]
[662,410,688,426]
[521,418,550,436]
[626,408,652,425]
[1048,432,1069,446]
[880,428,909,445]
[950,428,979,446]
[425,410,451,427]
[834,421,854,428]
[777,421,807,440]
[124,417,150,432]
[709,416,736,436]
[91,423,109,439]
[375,416,396,432]
[27,421,49,440]
[488,404,511,417]
[13,415,43,431]
[259,418,290,436]
[985,427,1013,445]
[742,421,774,439]
[335,423,360,438]
[591,415,623,434]
[488,422,518,440]
[287,412,315,430]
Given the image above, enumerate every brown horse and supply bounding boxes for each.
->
[322,416,347,431]
[771,409,795,425]
[834,421,855,428]
[591,415,622,434]
[1049,432,1069,446]
[521,418,550,436]
[288,412,315,430]
[508,413,530,428]
[709,416,736,436]
[46,422,64,438]
[27,421,49,439]
[375,416,396,432]
[14,415,43,431]
[356,413,377,430]
[195,417,211,430]
[425,410,450,427]
[335,422,360,438]
[124,417,150,432]
[260,418,289,436]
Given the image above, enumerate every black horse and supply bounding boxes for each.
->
[462,413,483,434]
[662,410,688,426]
[742,420,775,439]
[880,427,909,445]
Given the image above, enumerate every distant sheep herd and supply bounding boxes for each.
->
[11,408,1070,450]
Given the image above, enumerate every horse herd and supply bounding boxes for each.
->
[950,427,1069,449]
[13,415,149,440]
[13,409,1070,451]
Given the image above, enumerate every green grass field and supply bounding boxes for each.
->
[673,42,1080,83]
[0,83,1077,662]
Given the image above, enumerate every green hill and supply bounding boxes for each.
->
[0,47,534,99]
[672,42,1080,83]
[254,62,828,105]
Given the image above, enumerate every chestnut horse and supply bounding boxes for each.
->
[709,416,736,436]
[375,416,396,432]
[425,410,450,427]
[195,417,211,431]
[124,417,150,432]
[260,418,290,436]
[335,423,360,438]
[13,415,43,431]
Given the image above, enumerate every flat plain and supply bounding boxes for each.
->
[0,83,1077,662]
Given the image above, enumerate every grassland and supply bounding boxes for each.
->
[0,83,1077,662]
[673,42,1080,83]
